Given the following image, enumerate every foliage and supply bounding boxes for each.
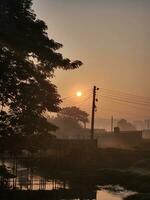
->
[59,106,89,128]
[52,116,82,133]
[117,119,136,131]
[0,0,82,136]
[50,107,89,138]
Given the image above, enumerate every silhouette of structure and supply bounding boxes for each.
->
[91,86,99,139]
[95,128,142,149]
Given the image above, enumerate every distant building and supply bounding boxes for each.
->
[141,130,150,150]
[133,120,144,130]
[94,129,107,138]
[142,129,150,139]
[95,127,142,149]
[145,120,150,130]
[54,129,91,139]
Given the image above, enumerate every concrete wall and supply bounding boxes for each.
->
[54,129,91,139]
[96,131,142,149]
[142,130,150,139]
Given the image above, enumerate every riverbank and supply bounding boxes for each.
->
[1,168,150,200]
[1,148,150,199]
[34,149,150,194]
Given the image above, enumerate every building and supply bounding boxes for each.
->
[133,120,144,130]
[142,129,150,139]
[145,120,150,130]
[95,128,142,149]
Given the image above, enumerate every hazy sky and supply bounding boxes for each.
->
[33,0,150,122]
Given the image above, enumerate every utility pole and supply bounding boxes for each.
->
[91,86,99,139]
[111,116,114,132]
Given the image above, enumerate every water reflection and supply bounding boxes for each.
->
[97,186,134,200]
[0,160,135,200]
[97,190,124,200]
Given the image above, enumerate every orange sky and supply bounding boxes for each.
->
[33,0,150,122]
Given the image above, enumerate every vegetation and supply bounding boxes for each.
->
[117,119,136,131]
[0,0,82,137]
[50,106,89,138]
[0,2,149,200]
[58,107,89,128]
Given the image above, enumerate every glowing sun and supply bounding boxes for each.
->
[76,91,82,97]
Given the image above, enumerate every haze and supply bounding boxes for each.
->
[33,0,150,121]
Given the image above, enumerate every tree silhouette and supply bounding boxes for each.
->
[58,106,89,128]
[50,107,89,139]
[0,0,82,136]
[117,119,136,131]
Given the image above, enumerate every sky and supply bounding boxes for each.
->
[33,0,150,123]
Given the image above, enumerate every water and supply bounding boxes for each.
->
[96,186,135,200]
[97,190,124,200]
[0,160,135,200]
[2,173,135,200]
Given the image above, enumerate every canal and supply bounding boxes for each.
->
[0,159,137,200]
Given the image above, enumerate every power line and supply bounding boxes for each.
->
[101,97,150,112]
[63,94,92,107]
[101,94,150,109]
[99,87,150,102]
[98,107,149,118]
[61,86,149,119]
[100,91,150,105]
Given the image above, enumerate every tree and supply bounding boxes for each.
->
[117,119,136,131]
[59,106,89,128]
[0,0,82,136]
[51,117,82,138]
[49,107,89,138]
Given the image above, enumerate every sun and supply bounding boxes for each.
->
[76,91,82,97]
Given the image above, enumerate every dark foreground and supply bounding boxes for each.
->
[1,168,150,200]
[0,189,96,200]
[1,149,150,199]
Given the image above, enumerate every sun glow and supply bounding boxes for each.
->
[76,91,82,97]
